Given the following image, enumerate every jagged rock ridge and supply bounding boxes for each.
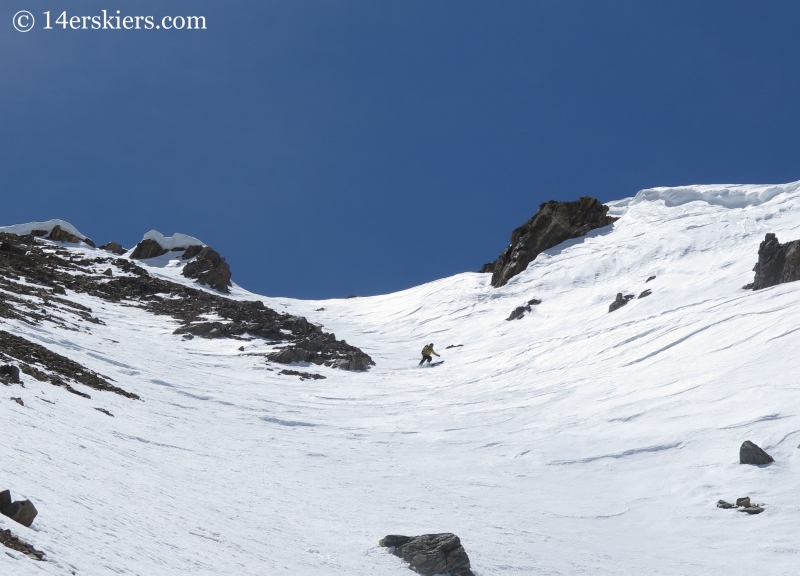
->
[481,196,616,287]
[0,232,373,387]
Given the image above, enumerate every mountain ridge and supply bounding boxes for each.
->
[3,180,800,575]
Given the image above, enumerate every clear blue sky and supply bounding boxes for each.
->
[3,1,800,298]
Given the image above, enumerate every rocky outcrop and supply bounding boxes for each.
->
[0,230,374,377]
[100,241,127,255]
[638,289,652,299]
[130,239,169,260]
[268,337,375,371]
[717,496,764,515]
[0,330,138,399]
[182,246,232,292]
[740,440,773,465]
[380,533,474,576]
[749,233,800,290]
[48,225,81,244]
[481,197,616,287]
[0,490,38,527]
[608,293,634,313]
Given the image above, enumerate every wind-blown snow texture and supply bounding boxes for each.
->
[4,182,800,575]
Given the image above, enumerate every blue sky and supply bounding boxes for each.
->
[3,1,800,298]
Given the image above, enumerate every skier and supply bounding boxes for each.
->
[419,343,440,366]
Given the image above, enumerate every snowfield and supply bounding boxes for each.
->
[4,182,800,575]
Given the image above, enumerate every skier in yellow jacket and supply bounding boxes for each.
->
[419,343,440,366]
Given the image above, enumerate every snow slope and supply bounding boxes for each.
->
[4,181,800,575]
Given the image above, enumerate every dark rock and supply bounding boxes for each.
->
[238,346,245,351]
[608,293,635,313]
[48,225,81,244]
[750,233,800,290]
[0,230,374,373]
[507,305,531,321]
[446,344,464,349]
[279,369,326,380]
[10,397,23,406]
[94,407,114,417]
[717,500,735,509]
[380,533,474,576]
[330,353,373,371]
[0,330,138,400]
[100,241,127,255]
[29,230,48,237]
[181,245,204,260]
[646,275,656,282]
[736,497,751,507]
[315,307,325,311]
[1,498,38,527]
[740,506,764,515]
[103,268,113,277]
[740,440,773,465]
[0,242,26,256]
[481,197,616,287]
[182,246,232,292]
[638,289,652,299]
[270,347,311,364]
[0,528,45,560]
[742,282,754,290]
[130,239,168,260]
[0,490,9,510]
[0,364,21,383]
[83,238,96,248]
[507,298,541,321]
[346,294,357,299]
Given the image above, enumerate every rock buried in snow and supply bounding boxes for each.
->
[638,289,652,299]
[608,293,635,313]
[740,440,774,465]
[507,298,542,321]
[0,528,45,560]
[740,506,764,515]
[507,305,530,321]
[717,496,765,515]
[380,533,475,576]
[0,491,38,527]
